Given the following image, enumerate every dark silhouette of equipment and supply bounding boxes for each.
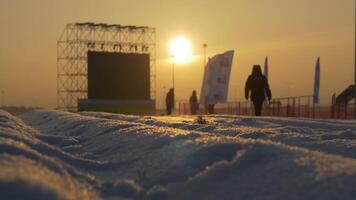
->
[332,85,356,118]
[336,85,355,104]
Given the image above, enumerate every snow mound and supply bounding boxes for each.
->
[1,109,356,199]
[148,144,356,200]
[0,154,100,200]
[321,129,356,140]
[0,110,101,200]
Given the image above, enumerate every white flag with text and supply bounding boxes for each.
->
[200,50,234,105]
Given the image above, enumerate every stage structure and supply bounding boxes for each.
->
[57,23,156,112]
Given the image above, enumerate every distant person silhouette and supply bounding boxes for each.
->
[189,90,199,115]
[245,65,272,116]
[206,104,215,114]
[166,88,174,115]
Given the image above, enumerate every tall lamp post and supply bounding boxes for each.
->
[171,55,176,111]
[171,55,175,90]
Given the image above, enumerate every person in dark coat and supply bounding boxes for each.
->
[245,65,272,116]
[189,90,199,115]
[166,88,174,115]
[207,104,215,114]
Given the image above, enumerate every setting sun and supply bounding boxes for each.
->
[170,36,192,63]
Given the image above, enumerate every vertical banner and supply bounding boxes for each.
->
[264,56,268,81]
[200,50,234,105]
[313,57,320,104]
[264,56,269,103]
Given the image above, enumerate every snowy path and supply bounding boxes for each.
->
[1,109,356,199]
[81,112,356,159]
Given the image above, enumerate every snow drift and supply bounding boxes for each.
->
[0,109,356,199]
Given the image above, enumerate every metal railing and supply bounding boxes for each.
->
[176,95,356,120]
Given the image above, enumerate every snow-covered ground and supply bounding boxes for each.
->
[1,109,356,199]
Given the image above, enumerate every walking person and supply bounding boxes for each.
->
[207,104,215,114]
[245,65,272,116]
[166,88,174,115]
[189,90,199,115]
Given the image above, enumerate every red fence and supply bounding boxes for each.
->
[177,96,356,120]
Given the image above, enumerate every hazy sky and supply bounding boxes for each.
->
[0,0,354,108]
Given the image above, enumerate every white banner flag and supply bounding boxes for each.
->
[200,50,234,105]
[264,56,269,103]
[313,57,320,104]
[264,56,268,81]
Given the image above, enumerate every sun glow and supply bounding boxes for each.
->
[170,36,192,63]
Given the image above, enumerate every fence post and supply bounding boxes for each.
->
[250,101,253,115]
[345,103,348,119]
[292,98,296,117]
[235,102,237,115]
[271,102,275,116]
[177,103,180,115]
[245,102,248,115]
[237,102,239,115]
[277,101,280,116]
[246,102,248,115]
[307,96,311,118]
[298,97,301,117]
[331,104,335,119]
[286,98,290,117]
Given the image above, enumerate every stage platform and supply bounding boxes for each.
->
[78,99,156,115]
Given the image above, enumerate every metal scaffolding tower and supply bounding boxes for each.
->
[57,23,156,110]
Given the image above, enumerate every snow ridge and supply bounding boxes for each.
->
[1,109,356,199]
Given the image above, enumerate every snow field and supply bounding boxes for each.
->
[0,109,356,199]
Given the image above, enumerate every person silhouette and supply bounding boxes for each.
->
[189,90,199,115]
[166,88,174,115]
[245,65,272,116]
[207,104,215,114]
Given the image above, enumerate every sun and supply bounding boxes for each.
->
[170,36,192,63]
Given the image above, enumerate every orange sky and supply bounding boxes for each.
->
[0,0,355,108]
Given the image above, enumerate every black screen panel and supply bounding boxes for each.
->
[88,51,150,100]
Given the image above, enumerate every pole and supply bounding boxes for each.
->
[203,43,207,66]
[172,60,175,90]
[171,56,175,111]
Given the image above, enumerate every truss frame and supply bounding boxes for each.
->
[57,23,156,110]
